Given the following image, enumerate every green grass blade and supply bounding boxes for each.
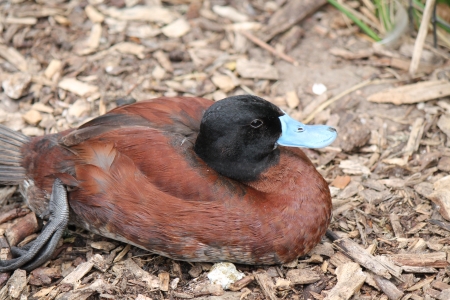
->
[328,0,381,41]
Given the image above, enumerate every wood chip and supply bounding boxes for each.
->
[112,258,160,289]
[211,74,236,92]
[161,18,191,38]
[0,45,28,72]
[389,252,448,268]
[331,175,351,189]
[228,275,254,291]
[438,114,450,140]
[90,241,116,252]
[236,59,279,80]
[58,78,99,97]
[372,274,404,300]
[5,212,39,247]
[368,81,450,105]
[324,262,366,300]
[285,91,300,109]
[3,269,27,299]
[113,42,146,59]
[85,5,105,23]
[5,16,37,25]
[159,272,170,292]
[406,276,435,292]
[22,109,43,126]
[212,5,248,22]
[286,269,320,285]
[259,0,327,41]
[2,72,31,99]
[44,59,63,79]
[428,176,450,221]
[402,266,438,273]
[61,260,95,286]
[100,5,175,24]
[254,271,277,300]
[29,267,62,286]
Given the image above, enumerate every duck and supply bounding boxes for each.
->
[0,95,337,272]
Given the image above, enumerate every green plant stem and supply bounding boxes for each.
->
[328,0,381,41]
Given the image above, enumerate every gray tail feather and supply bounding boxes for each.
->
[0,124,30,185]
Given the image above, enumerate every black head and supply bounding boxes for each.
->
[194,95,283,182]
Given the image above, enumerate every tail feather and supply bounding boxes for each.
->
[0,124,29,185]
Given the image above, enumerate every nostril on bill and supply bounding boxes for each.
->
[328,127,337,132]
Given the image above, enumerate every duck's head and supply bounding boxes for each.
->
[194,95,337,182]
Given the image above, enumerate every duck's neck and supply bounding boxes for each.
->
[194,134,280,182]
[246,148,329,197]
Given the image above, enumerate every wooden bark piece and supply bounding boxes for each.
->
[428,176,450,221]
[328,231,399,279]
[389,213,405,238]
[258,0,327,41]
[286,269,321,285]
[0,269,27,299]
[367,81,450,105]
[254,271,277,300]
[61,260,95,286]
[5,212,40,247]
[324,262,366,300]
[372,274,404,300]
[389,253,448,268]
[159,272,170,292]
[0,235,12,261]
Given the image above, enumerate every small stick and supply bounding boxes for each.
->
[239,30,298,66]
[409,0,436,76]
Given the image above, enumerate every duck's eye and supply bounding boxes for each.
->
[250,119,263,128]
[297,127,304,132]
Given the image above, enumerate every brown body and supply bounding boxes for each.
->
[19,97,331,264]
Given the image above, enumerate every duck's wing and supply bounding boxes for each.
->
[60,97,211,147]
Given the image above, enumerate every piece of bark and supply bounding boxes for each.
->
[326,230,399,279]
[228,275,254,291]
[5,212,40,247]
[0,207,30,225]
[402,266,438,273]
[406,276,435,291]
[254,271,277,300]
[236,59,279,80]
[368,80,450,105]
[372,274,404,300]
[331,175,351,189]
[159,272,170,292]
[389,253,448,268]
[259,0,327,41]
[324,262,366,300]
[278,26,304,53]
[91,253,109,272]
[112,258,160,289]
[428,176,450,221]
[389,213,405,238]
[0,45,28,72]
[329,252,353,268]
[61,260,95,286]
[0,235,12,261]
[29,267,62,286]
[2,269,27,299]
[403,118,424,160]
[286,269,321,285]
